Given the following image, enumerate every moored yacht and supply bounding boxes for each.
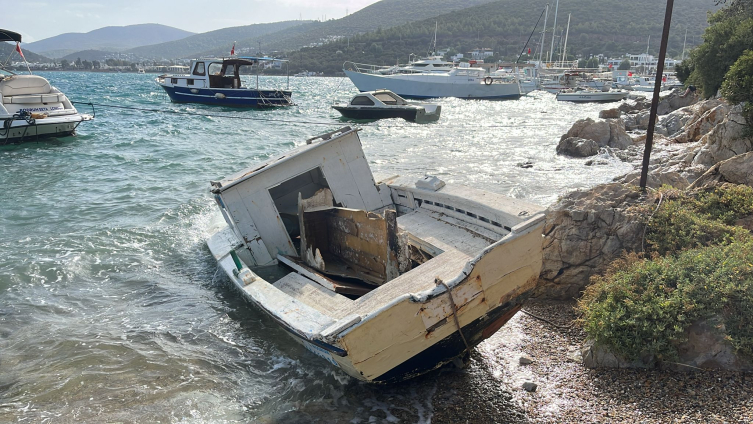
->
[0,29,93,145]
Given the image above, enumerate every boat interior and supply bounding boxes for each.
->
[212,128,544,328]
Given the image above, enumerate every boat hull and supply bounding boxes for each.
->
[344,70,521,100]
[0,114,92,145]
[333,105,419,121]
[158,84,293,108]
[556,92,628,103]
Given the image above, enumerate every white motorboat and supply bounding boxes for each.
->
[344,61,521,100]
[556,88,629,103]
[332,89,441,123]
[207,127,546,383]
[1,29,93,145]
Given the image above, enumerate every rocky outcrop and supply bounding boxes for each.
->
[690,152,753,189]
[535,183,648,299]
[599,108,621,119]
[691,104,753,167]
[656,88,699,115]
[669,101,729,143]
[556,137,599,157]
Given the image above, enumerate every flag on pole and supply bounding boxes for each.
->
[608,63,613,68]
[231,42,235,55]
[16,42,25,59]
[527,48,531,55]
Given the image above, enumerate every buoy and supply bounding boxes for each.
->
[190,88,199,94]
[215,93,226,99]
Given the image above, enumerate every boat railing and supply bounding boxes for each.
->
[343,61,397,75]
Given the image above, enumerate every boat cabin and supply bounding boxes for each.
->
[162,57,284,90]
[349,90,409,107]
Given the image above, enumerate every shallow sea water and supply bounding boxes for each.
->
[0,72,635,422]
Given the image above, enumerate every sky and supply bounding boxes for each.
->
[3,0,382,42]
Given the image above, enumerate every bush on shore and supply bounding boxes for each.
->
[577,184,753,362]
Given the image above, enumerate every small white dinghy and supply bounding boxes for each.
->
[207,127,546,383]
[0,29,93,145]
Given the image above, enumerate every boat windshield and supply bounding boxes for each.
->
[374,91,406,105]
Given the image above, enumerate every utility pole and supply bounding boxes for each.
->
[639,0,675,190]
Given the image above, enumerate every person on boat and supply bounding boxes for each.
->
[680,85,697,98]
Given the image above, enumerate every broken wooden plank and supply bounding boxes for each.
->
[278,254,374,297]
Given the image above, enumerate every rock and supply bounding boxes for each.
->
[621,170,689,189]
[522,382,538,392]
[519,356,533,365]
[536,183,647,299]
[657,88,699,116]
[561,118,611,146]
[606,118,633,149]
[674,316,753,371]
[581,340,655,369]
[556,137,599,157]
[618,97,650,114]
[691,104,753,168]
[517,161,534,169]
[672,102,729,144]
[690,152,753,189]
[599,108,621,119]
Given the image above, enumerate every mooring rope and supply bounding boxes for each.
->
[434,277,472,356]
[69,101,552,129]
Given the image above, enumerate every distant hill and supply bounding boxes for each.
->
[0,42,50,63]
[61,50,116,62]
[127,21,310,59]
[288,0,718,74]
[199,0,500,57]
[26,24,194,58]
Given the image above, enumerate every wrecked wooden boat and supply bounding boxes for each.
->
[207,126,545,383]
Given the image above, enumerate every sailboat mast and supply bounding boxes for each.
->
[548,0,559,63]
[681,29,688,61]
[561,13,571,68]
[432,21,438,54]
[539,3,549,65]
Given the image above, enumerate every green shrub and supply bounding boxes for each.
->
[578,240,753,361]
[578,184,753,362]
[644,185,753,255]
[721,49,753,126]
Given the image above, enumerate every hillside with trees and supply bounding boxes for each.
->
[127,20,310,59]
[198,0,499,57]
[283,0,716,74]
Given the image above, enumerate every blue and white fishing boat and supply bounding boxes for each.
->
[156,57,293,108]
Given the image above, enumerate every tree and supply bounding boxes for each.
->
[618,59,631,70]
[685,4,753,97]
[721,49,753,125]
[60,59,70,69]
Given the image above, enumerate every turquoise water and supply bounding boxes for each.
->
[0,72,633,422]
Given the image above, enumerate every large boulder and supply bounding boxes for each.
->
[690,151,753,189]
[561,117,633,150]
[624,110,651,131]
[536,183,647,299]
[618,97,650,114]
[691,104,753,167]
[599,108,621,119]
[606,118,633,149]
[556,137,599,157]
[657,88,699,115]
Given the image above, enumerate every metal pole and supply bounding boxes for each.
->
[639,0,675,190]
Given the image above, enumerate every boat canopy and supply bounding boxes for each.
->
[0,29,22,43]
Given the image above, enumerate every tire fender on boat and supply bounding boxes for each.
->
[215,93,226,99]
[484,77,493,86]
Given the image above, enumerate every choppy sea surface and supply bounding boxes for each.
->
[0,72,635,423]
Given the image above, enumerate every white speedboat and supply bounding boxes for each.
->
[344,61,521,100]
[1,29,93,145]
[332,89,440,123]
[556,88,629,103]
[207,127,545,383]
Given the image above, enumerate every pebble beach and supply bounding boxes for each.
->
[428,300,753,424]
